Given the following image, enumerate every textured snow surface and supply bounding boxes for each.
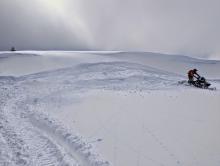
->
[0,51,220,166]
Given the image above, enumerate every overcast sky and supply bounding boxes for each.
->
[0,0,220,59]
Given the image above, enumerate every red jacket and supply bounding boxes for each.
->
[188,70,199,79]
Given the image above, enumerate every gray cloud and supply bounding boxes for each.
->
[0,0,88,50]
[0,0,220,58]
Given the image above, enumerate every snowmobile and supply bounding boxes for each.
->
[178,76,216,90]
[190,76,211,89]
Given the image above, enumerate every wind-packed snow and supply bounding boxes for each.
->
[0,51,220,166]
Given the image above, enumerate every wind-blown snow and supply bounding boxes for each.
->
[0,51,220,166]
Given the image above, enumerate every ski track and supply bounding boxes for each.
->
[0,61,219,166]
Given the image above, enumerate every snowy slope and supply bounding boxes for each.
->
[0,51,220,166]
[96,51,220,79]
[1,51,220,78]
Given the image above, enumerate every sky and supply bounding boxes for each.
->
[0,0,220,59]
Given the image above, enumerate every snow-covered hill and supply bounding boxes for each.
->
[0,51,220,166]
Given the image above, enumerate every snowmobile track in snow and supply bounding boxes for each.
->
[0,77,109,166]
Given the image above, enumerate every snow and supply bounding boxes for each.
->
[0,51,220,166]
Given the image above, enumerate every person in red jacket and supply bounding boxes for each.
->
[188,69,200,84]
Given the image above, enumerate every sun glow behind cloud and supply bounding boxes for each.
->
[37,0,94,48]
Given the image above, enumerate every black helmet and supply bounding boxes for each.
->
[193,68,198,72]
[200,77,205,81]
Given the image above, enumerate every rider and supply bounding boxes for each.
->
[188,68,200,84]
